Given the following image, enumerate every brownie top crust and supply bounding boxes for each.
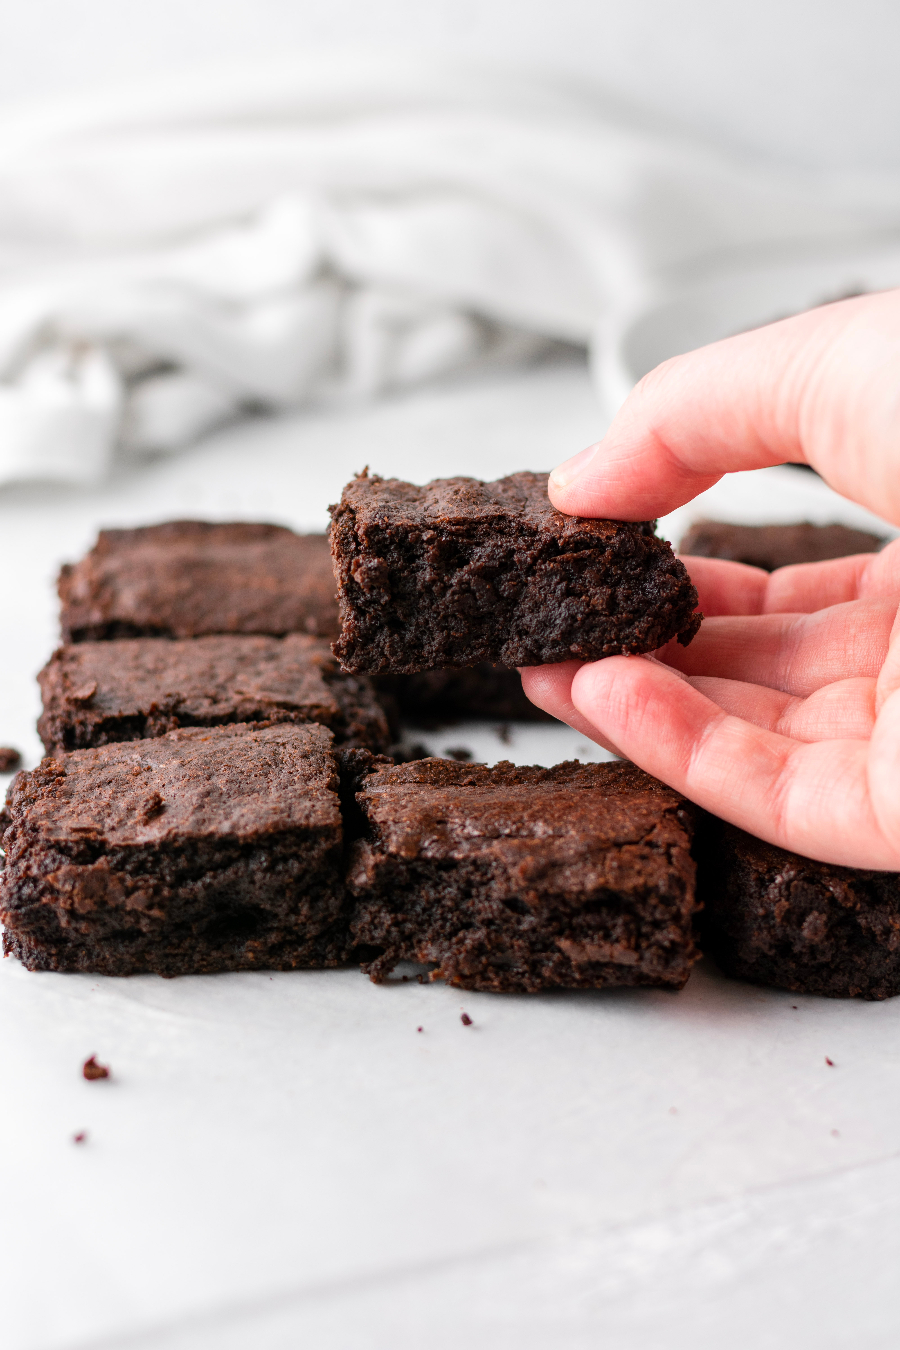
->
[39,634,342,724]
[335,470,660,540]
[4,723,340,849]
[58,520,339,641]
[353,758,691,893]
[678,519,887,571]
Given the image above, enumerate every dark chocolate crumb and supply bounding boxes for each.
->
[791,1005,798,1010]
[825,1057,835,1067]
[73,1131,87,1144]
[70,681,98,705]
[83,1055,110,1081]
[460,1012,473,1026]
[496,724,511,745]
[0,747,21,773]
[445,747,473,762]
[417,1026,423,1033]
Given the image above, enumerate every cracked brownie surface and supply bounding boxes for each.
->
[37,635,390,756]
[59,521,339,641]
[347,757,699,992]
[1,723,349,976]
[330,471,701,673]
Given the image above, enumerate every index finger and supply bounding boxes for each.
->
[550,291,900,525]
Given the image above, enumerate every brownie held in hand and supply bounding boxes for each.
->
[347,758,699,992]
[59,521,339,642]
[330,471,700,673]
[37,635,390,756]
[0,723,349,976]
[678,519,887,571]
[701,823,900,1000]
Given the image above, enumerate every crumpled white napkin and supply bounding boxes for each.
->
[2,53,900,485]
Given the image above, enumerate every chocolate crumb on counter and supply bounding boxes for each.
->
[83,1056,110,1081]
[460,1012,473,1026]
[826,1057,835,1066]
[445,747,473,762]
[0,747,21,772]
[73,1131,87,1144]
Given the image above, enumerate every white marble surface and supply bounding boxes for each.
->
[2,356,899,1349]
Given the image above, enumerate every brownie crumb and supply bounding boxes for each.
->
[0,747,21,772]
[83,1056,110,1081]
[460,1012,473,1026]
[417,1026,423,1032]
[73,1131,87,1144]
[825,1056,835,1066]
[445,747,473,762]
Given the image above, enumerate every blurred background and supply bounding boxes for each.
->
[5,0,900,171]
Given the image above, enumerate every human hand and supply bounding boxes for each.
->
[521,290,900,869]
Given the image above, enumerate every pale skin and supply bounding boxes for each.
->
[520,289,900,870]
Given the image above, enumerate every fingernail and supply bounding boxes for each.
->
[549,443,599,490]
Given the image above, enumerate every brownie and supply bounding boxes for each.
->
[37,635,389,756]
[678,519,887,571]
[346,758,699,992]
[700,823,900,999]
[0,723,350,976]
[330,471,701,673]
[375,664,551,727]
[58,521,339,642]
[0,747,21,772]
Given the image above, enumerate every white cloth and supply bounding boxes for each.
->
[2,53,900,485]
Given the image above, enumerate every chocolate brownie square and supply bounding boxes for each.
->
[1,723,348,976]
[330,471,700,673]
[347,758,699,992]
[59,521,339,642]
[700,823,900,999]
[678,519,887,571]
[37,635,389,756]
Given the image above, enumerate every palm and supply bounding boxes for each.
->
[521,540,900,870]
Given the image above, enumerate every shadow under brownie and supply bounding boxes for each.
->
[678,519,888,571]
[347,757,699,993]
[37,635,390,756]
[700,822,900,999]
[1,723,349,977]
[59,520,340,641]
[330,471,700,673]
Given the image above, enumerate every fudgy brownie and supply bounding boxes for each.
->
[678,519,887,571]
[330,471,701,673]
[37,635,389,756]
[347,758,699,992]
[0,723,350,976]
[58,521,339,641]
[700,823,900,999]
